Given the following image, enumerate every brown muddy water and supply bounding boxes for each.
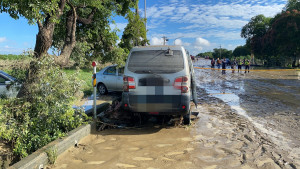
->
[47,59,299,169]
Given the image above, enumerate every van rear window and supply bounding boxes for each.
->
[128,50,184,74]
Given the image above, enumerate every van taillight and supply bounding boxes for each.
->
[123,76,136,91]
[174,76,189,93]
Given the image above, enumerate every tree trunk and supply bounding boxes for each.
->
[55,6,77,67]
[34,22,55,58]
[17,0,66,98]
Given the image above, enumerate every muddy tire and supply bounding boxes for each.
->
[97,83,108,95]
[183,111,191,125]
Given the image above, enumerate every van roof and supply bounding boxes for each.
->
[131,45,184,51]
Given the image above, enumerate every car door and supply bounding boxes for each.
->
[0,75,7,97]
[102,66,117,91]
[0,75,15,98]
[116,67,124,91]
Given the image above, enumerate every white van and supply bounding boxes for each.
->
[122,46,197,119]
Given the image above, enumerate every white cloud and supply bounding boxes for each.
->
[174,39,182,45]
[4,45,10,49]
[0,37,6,43]
[150,37,164,45]
[146,2,285,30]
[194,37,210,47]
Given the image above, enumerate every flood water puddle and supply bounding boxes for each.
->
[194,67,292,154]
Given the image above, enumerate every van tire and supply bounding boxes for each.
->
[183,110,191,125]
[97,83,108,95]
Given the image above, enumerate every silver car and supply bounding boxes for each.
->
[122,45,197,118]
[95,65,124,95]
[0,71,20,98]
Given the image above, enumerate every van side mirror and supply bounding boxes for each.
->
[5,81,11,85]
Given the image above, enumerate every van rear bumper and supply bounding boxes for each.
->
[122,93,190,115]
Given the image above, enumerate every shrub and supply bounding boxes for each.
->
[0,57,89,158]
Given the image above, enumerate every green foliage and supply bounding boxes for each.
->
[119,8,149,53]
[212,48,233,59]
[285,0,300,11]
[241,15,271,40]
[63,68,93,97]
[0,54,31,60]
[0,0,62,25]
[10,68,28,82]
[233,45,251,57]
[241,1,300,67]
[197,52,213,58]
[46,146,58,165]
[0,57,89,158]
[51,0,136,67]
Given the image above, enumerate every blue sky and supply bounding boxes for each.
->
[0,0,287,55]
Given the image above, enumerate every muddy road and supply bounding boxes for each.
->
[49,59,299,169]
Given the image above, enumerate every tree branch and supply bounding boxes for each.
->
[77,8,97,25]
[37,20,43,30]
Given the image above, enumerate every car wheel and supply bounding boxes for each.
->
[97,83,108,95]
[184,110,191,125]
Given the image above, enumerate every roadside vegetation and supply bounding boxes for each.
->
[0,0,148,165]
[0,57,90,159]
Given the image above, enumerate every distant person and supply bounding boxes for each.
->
[222,58,226,74]
[231,58,236,73]
[211,58,215,68]
[244,59,250,73]
[191,55,195,62]
[237,58,242,73]
[217,58,221,69]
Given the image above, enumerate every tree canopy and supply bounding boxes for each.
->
[212,48,232,59]
[241,0,300,67]
[1,0,137,66]
[233,45,251,57]
[119,7,148,54]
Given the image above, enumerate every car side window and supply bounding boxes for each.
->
[103,66,116,75]
[0,75,7,84]
[118,67,124,76]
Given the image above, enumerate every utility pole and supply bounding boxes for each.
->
[162,36,168,45]
[174,36,183,45]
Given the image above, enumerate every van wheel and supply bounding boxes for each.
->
[97,83,108,95]
[183,110,191,125]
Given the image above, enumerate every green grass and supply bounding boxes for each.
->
[63,68,93,97]
[0,54,31,60]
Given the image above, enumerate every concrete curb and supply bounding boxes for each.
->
[9,101,112,169]
[9,122,94,169]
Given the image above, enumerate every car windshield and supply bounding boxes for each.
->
[0,71,16,81]
[128,50,184,74]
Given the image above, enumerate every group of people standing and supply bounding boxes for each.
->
[211,57,250,74]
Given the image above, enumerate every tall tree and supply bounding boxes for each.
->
[212,48,232,59]
[261,10,300,66]
[1,0,67,58]
[119,1,148,53]
[1,0,136,97]
[241,14,272,59]
[233,45,251,57]
[285,0,300,11]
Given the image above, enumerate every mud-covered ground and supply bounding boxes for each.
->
[49,59,299,169]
